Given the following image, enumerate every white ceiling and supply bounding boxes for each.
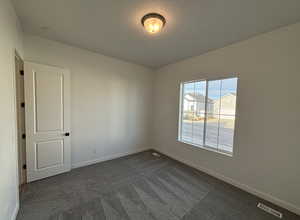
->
[13,0,300,68]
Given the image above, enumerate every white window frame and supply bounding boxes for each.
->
[178,76,238,156]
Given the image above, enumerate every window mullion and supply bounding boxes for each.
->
[179,83,184,141]
[203,80,209,146]
[192,82,195,143]
[216,80,223,151]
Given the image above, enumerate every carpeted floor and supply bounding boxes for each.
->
[17,150,299,220]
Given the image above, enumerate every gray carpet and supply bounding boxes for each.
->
[17,150,299,220]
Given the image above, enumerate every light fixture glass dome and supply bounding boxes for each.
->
[141,13,166,34]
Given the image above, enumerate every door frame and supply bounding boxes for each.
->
[14,50,27,187]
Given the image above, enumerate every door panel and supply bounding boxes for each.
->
[34,71,63,132]
[25,62,71,182]
[35,139,64,170]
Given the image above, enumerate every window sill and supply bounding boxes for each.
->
[178,139,233,157]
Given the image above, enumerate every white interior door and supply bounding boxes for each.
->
[24,62,71,182]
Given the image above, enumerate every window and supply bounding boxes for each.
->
[178,77,238,155]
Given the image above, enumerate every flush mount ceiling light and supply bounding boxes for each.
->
[141,13,166,34]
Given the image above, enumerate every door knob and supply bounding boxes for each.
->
[64,132,70,136]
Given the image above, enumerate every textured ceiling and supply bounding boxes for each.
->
[13,0,300,68]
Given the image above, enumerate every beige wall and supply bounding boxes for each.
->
[153,22,300,214]
[0,0,24,219]
[24,35,153,168]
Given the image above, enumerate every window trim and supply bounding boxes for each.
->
[178,75,238,157]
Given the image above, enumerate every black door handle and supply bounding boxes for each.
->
[64,132,70,136]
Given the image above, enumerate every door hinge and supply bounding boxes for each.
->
[22,134,26,139]
[22,164,27,170]
[20,70,24,76]
[21,102,25,108]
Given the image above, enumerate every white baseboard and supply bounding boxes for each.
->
[154,148,300,216]
[11,201,19,220]
[71,147,151,169]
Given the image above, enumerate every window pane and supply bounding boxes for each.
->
[181,81,206,145]
[218,115,235,153]
[195,81,206,102]
[182,82,195,113]
[191,81,206,145]
[220,78,238,115]
[181,111,193,143]
[181,82,195,143]
[205,113,219,149]
[207,80,221,115]
[192,113,205,145]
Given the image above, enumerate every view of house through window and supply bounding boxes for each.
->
[178,77,238,154]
